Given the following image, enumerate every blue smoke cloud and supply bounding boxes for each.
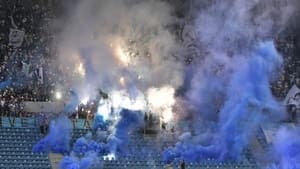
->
[59,156,80,169]
[73,137,89,155]
[72,136,107,156]
[0,80,12,90]
[59,153,99,169]
[64,90,80,114]
[0,78,27,91]
[59,134,106,169]
[61,134,107,169]
[58,108,143,169]
[92,114,109,131]
[187,64,229,121]
[33,90,80,154]
[164,41,283,163]
[266,127,300,169]
[33,115,72,153]
[107,109,143,155]
[216,42,283,160]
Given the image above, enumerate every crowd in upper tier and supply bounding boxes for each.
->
[0,0,56,102]
[0,0,298,107]
[273,34,300,97]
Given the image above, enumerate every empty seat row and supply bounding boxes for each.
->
[0,127,52,168]
[0,163,51,169]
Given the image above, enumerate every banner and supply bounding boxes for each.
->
[283,84,300,107]
[22,101,65,113]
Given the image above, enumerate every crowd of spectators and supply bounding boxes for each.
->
[273,31,300,98]
[0,0,58,104]
[0,0,298,119]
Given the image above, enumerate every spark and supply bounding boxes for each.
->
[119,76,125,86]
[115,45,130,66]
[76,62,85,77]
[55,91,62,100]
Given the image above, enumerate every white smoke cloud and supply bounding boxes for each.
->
[184,0,298,117]
[52,0,184,101]
[147,85,176,122]
[194,0,297,52]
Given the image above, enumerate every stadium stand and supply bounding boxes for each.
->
[0,117,260,169]
[0,127,51,169]
[0,0,299,169]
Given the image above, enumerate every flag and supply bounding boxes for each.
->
[283,84,300,106]
[21,61,30,77]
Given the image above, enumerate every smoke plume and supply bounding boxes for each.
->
[266,126,300,169]
[164,0,298,165]
[58,108,143,168]
[32,0,300,168]
[53,0,183,100]
[33,115,72,154]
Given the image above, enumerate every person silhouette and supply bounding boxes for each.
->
[180,160,185,169]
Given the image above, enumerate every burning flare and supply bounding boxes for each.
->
[119,76,125,86]
[147,85,175,122]
[111,90,146,111]
[76,62,86,77]
[115,44,130,66]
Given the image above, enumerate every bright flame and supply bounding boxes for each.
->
[94,90,146,121]
[119,76,125,86]
[161,109,173,123]
[80,96,89,105]
[103,153,115,161]
[147,85,175,122]
[97,99,111,121]
[111,90,146,111]
[55,91,62,100]
[115,45,130,66]
[75,62,85,77]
